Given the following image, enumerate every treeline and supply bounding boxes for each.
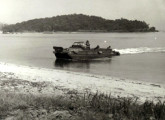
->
[0,23,6,30]
[2,14,157,33]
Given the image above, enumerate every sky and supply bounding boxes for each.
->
[0,0,165,30]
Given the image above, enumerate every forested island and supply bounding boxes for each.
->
[2,14,157,33]
[0,23,6,30]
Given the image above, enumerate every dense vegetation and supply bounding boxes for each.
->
[2,14,157,33]
[0,23,6,30]
[0,91,165,120]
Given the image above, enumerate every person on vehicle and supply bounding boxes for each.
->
[94,45,100,50]
[86,40,90,49]
[107,46,111,49]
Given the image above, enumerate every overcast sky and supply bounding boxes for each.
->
[0,0,165,30]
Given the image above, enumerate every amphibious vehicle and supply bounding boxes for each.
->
[53,41,120,60]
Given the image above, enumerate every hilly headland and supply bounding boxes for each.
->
[2,14,157,33]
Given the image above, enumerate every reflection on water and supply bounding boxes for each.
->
[1,32,165,85]
[54,58,112,70]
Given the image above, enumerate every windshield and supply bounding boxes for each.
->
[73,42,85,46]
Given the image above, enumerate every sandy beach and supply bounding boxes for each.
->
[0,62,165,103]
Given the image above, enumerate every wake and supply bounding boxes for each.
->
[115,47,165,55]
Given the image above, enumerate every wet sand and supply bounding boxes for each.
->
[0,62,165,102]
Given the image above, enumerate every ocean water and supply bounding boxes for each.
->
[0,32,165,85]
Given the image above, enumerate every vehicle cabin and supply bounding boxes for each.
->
[71,42,86,49]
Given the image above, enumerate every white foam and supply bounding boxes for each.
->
[115,47,165,55]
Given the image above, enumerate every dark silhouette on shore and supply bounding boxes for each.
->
[2,14,157,33]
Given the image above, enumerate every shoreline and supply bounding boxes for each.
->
[1,30,159,34]
[0,62,165,103]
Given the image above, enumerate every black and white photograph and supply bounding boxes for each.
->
[0,0,165,119]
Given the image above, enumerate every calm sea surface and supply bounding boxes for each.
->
[0,32,165,85]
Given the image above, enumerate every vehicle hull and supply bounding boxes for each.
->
[53,48,120,60]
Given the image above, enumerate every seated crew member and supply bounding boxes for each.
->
[94,45,100,50]
[86,40,90,49]
[107,46,111,49]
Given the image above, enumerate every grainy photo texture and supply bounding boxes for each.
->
[0,0,165,119]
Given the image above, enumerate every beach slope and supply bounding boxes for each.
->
[0,62,164,102]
